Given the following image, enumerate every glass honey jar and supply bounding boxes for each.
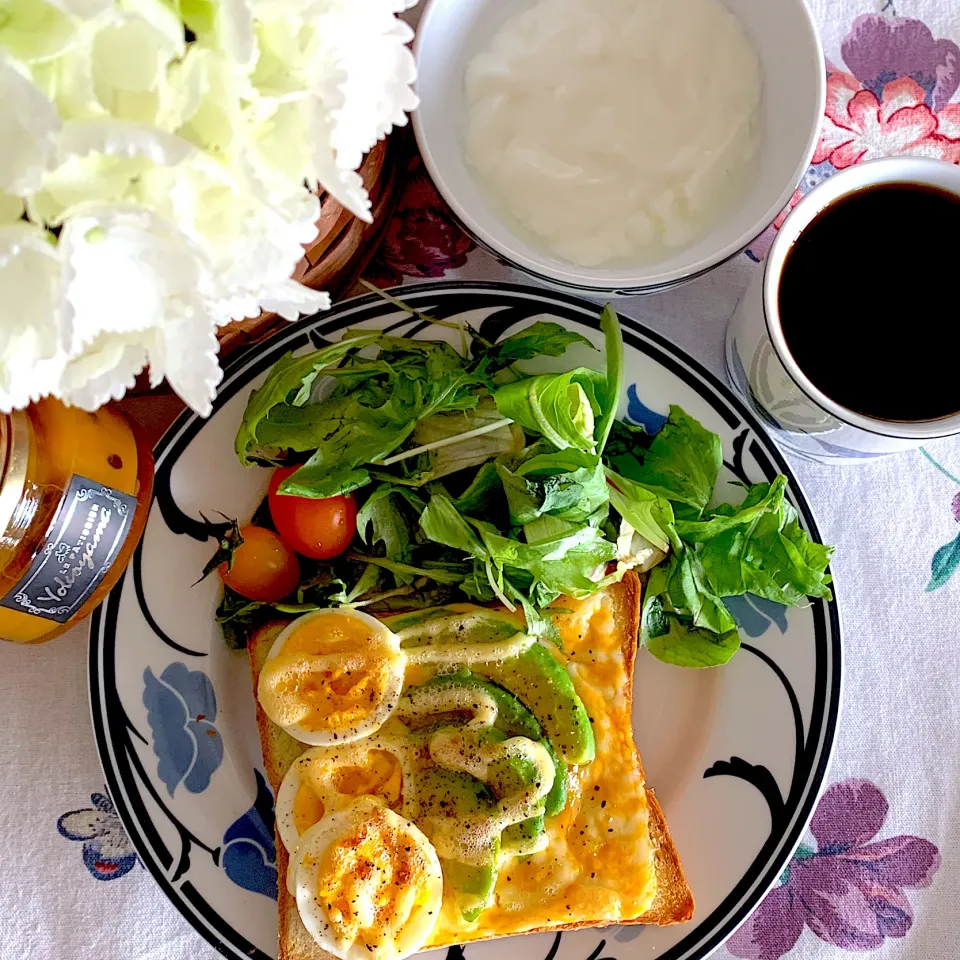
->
[0,399,153,643]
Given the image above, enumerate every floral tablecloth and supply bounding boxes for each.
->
[2,3,959,959]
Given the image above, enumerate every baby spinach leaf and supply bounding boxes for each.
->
[625,405,722,517]
[697,483,834,604]
[640,562,741,667]
[356,486,424,561]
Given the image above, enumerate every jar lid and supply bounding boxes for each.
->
[0,411,29,537]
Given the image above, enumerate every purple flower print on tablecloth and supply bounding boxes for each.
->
[727,779,940,960]
[366,152,475,287]
[842,15,960,110]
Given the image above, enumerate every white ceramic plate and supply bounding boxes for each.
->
[89,282,841,960]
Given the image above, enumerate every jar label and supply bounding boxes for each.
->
[0,475,138,624]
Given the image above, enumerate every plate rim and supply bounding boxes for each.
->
[89,279,842,960]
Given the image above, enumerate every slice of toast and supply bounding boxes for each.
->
[246,573,693,960]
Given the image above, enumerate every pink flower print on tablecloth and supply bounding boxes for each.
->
[815,74,960,168]
[727,779,940,960]
[745,15,960,261]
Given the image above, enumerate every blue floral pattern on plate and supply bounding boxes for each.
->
[143,663,223,796]
[725,595,789,638]
[57,790,139,881]
[625,385,668,435]
[221,771,278,899]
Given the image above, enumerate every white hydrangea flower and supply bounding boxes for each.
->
[60,204,223,413]
[0,54,62,194]
[0,223,72,410]
[0,0,419,414]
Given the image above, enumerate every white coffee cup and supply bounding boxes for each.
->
[726,156,960,464]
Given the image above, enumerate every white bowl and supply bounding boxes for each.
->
[413,0,825,295]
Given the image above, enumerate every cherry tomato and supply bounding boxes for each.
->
[268,466,358,560]
[219,525,300,602]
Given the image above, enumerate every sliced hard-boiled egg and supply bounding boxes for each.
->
[293,797,443,960]
[258,609,406,745]
[275,737,414,893]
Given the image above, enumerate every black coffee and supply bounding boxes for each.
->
[778,182,960,422]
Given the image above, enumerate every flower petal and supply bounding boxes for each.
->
[0,224,71,411]
[846,835,941,888]
[811,779,888,850]
[863,880,913,939]
[878,77,929,120]
[823,72,864,129]
[726,884,805,960]
[0,53,62,194]
[58,119,196,168]
[936,103,960,141]
[0,0,80,64]
[795,858,885,951]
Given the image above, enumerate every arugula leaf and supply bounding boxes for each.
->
[594,305,624,455]
[277,375,441,498]
[698,483,834,604]
[604,468,675,553]
[470,516,617,600]
[420,493,489,556]
[235,336,378,465]
[215,587,320,650]
[476,321,594,374]
[494,368,605,452]
[625,405,722,517]
[356,486,423,561]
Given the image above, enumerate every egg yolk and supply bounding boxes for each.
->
[259,614,403,735]
[312,807,438,958]
[291,749,406,841]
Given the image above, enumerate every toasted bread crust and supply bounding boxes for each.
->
[246,573,692,960]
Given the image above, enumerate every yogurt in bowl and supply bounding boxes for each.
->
[413,0,825,294]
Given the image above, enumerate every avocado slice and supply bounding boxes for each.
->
[474,641,595,765]
[501,812,546,855]
[442,858,499,923]
[413,767,500,920]
[399,674,567,816]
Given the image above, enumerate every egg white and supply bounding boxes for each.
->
[258,608,407,745]
[293,798,443,960]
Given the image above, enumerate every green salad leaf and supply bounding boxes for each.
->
[497,450,607,525]
[696,481,834,604]
[621,405,722,517]
[604,468,675,554]
[494,369,603,453]
[226,303,835,671]
[235,335,378,465]
[594,304,624,455]
[475,321,594,374]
